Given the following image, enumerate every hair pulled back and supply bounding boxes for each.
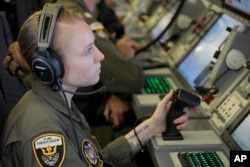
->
[4,7,85,79]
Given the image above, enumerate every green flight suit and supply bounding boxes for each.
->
[0,79,136,167]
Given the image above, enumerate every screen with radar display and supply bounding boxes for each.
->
[176,14,245,89]
[231,112,250,150]
[222,106,250,151]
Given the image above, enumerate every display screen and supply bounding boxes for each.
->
[177,14,245,89]
[231,113,250,150]
[149,0,181,43]
[224,0,250,16]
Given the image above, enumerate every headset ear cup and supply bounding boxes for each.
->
[31,48,64,85]
[32,3,65,86]
[48,48,64,81]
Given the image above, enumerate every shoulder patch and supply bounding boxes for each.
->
[90,22,104,30]
[82,139,103,166]
[32,133,65,167]
[90,22,108,38]
[84,12,93,18]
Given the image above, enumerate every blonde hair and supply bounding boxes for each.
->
[4,6,85,79]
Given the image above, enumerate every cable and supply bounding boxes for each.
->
[52,78,114,95]
[212,67,230,86]
[135,0,186,55]
[58,80,85,160]
[196,68,230,96]
[54,78,113,160]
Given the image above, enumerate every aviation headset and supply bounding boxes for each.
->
[31,3,114,94]
[31,3,64,88]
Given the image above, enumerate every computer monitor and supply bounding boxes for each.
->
[176,14,245,89]
[222,105,250,151]
[231,114,250,150]
[149,0,182,43]
[222,0,250,19]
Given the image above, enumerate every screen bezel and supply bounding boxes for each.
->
[175,13,246,90]
[175,13,223,89]
[221,104,250,151]
[222,0,250,20]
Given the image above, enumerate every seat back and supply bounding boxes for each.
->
[0,89,8,137]
[16,0,42,29]
[0,11,29,137]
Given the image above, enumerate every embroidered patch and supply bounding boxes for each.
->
[32,133,65,167]
[90,22,107,38]
[82,139,103,166]
[84,12,93,18]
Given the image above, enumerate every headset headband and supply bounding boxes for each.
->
[38,3,63,49]
[31,3,65,87]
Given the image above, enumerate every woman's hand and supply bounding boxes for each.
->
[149,90,200,134]
[115,36,143,58]
[125,89,200,154]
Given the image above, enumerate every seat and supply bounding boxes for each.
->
[16,0,43,29]
[0,11,29,136]
[0,10,30,167]
[0,89,8,137]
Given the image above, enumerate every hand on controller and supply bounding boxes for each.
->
[162,89,201,140]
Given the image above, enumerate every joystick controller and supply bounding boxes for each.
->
[162,89,201,140]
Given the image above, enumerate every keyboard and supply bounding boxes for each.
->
[178,151,225,167]
[144,76,172,94]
